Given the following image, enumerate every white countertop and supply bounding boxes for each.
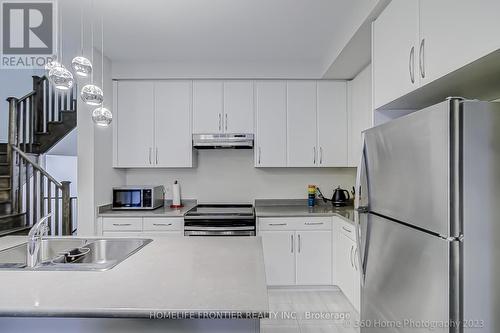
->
[0,236,269,318]
[255,204,355,224]
[97,201,197,217]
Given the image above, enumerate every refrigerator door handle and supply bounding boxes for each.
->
[355,218,366,286]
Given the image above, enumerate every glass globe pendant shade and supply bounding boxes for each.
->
[44,59,62,75]
[71,56,92,77]
[81,84,104,106]
[48,66,74,90]
[92,107,112,127]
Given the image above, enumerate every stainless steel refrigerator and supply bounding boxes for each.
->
[355,98,500,333]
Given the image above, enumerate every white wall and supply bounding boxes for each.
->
[347,64,373,166]
[77,48,126,236]
[45,155,78,197]
[0,69,43,142]
[125,150,356,203]
[112,60,323,80]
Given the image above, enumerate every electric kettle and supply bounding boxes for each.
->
[332,186,350,207]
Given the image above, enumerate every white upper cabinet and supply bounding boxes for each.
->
[114,81,155,167]
[317,81,348,167]
[287,81,317,167]
[154,81,193,167]
[114,80,193,168]
[374,0,500,109]
[255,81,287,167]
[223,81,254,133]
[192,81,224,134]
[419,0,500,86]
[373,0,420,109]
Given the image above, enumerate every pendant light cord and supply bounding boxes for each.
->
[80,1,84,55]
[101,9,104,101]
[90,0,94,83]
[59,0,62,62]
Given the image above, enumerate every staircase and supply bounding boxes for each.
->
[0,75,77,236]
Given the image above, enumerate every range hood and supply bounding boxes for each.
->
[193,134,254,149]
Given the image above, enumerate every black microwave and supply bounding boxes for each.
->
[112,186,164,210]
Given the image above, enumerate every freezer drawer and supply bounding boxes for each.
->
[363,100,451,236]
[361,213,451,333]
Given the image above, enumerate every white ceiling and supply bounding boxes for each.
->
[87,0,378,77]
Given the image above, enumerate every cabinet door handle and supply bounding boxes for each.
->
[419,38,425,79]
[298,234,301,253]
[353,247,358,271]
[409,46,415,84]
[153,223,172,226]
[258,147,261,164]
[291,234,294,253]
[218,113,222,131]
[269,223,287,226]
[155,148,159,165]
[342,226,352,233]
[225,114,228,131]
[305,222,323,226]
[113,223,131,227]
[320,147,323,164]
[313,147,316,164]
[149,148,152,164]
[350,245,354,268]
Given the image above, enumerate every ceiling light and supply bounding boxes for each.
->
[49,66,74,90]
[81,84,103,106]
[92,106,112,127]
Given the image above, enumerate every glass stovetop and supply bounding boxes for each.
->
[186,204,254,216]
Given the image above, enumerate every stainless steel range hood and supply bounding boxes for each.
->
[193,134,254,149]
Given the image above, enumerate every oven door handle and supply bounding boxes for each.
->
[184,226,256,231]
[184,216,254,220]
[185,230,255,236]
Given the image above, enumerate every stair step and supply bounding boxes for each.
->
[0,165,8,176]
[0,189,10,201]
[0,226,31,237]
[0,177,9,188]
[0,144,6,153]
[0,202,12,215]
[0,213,27,236]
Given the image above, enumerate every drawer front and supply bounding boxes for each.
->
[143,218,183,231]
[336,217,355,241]
[294,217,332,230]
[103,218,143,231]
[259,217,332,231]
[259,218,296,231]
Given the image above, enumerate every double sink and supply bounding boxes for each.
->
[0,238,152,271]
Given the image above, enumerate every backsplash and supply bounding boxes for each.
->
[125,149,356,203]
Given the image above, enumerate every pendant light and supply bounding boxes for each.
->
[92,12,112,127]
[49,0,74,90]
[72,2,92,77]
[81,0,103,105]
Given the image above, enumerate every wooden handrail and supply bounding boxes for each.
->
[10,145,62,188]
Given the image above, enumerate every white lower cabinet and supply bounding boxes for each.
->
[260,231,296,286]
[259,217,332,286]
[101,217,183,237]
[296,230,332,285]
[334,218,360,312]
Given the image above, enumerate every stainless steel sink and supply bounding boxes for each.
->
[0,238,152,271]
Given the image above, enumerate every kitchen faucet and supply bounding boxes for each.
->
[27,214,51,268]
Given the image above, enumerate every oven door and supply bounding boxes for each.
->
[184,227,255,236]
[184,218,256,236]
